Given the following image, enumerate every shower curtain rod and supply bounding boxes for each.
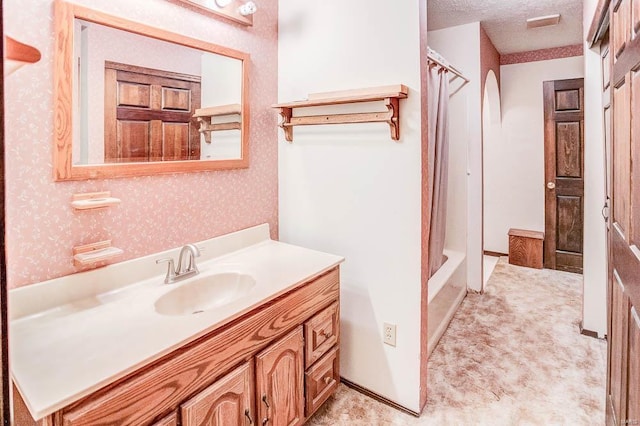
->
[427,51,470,84]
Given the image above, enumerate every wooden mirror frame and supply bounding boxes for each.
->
[53,0,250,181]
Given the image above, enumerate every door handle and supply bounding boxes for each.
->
[546,181,556,190]
[602,199,610,221]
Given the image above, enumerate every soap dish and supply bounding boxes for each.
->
[71,191,121,210]
[73,240,124,267]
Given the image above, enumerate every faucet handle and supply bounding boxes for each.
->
[156,258,176,284]
[156,257,175,267]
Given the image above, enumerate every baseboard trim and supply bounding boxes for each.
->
[579,322,600,339]
[483,250,507,257]
[340,377,420,417]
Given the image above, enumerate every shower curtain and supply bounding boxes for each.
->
[427,64,450,278]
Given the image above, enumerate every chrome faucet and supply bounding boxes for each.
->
[156,244,201,284]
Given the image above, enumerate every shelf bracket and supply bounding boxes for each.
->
[196,118,242,143]
[278,107,294,142]
[385,97,400,141]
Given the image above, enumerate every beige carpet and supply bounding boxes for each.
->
[308,258,607,425]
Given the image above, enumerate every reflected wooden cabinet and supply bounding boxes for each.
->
[181,362,254,426]
[104,62,202,163]
[256,328,305,426]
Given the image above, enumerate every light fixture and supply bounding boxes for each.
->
[214,0,233,8]
[238,1,257,16]
[4,36,41,76]
[526,14,561,29]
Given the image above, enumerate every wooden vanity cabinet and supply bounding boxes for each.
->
[152,412,179,426]
[14,267,340,426]
[256,327,305,426]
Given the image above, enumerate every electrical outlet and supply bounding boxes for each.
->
[383,323,396,347]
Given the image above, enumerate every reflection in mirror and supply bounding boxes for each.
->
[54,0,249,181]
[73,20,243,165]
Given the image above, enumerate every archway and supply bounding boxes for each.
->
[481,70,501,291]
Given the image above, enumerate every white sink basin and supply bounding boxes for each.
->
[154,272,256,316]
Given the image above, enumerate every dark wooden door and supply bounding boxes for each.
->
[543,78,585,273]
[104,61,201,163]
[607,0,640,424]
[255,327,304,426]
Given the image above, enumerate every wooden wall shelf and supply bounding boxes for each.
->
[194,104,242,143]
[5,36,41,63]
[272,85,409,142]
[5,36,41,75]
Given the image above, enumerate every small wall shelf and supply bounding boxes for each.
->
[72,240,123,267]
[71,191,121,210]
[194,104,242,143]
[272,85,409,142]
[5,35,41,75]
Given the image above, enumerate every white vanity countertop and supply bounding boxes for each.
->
[9,224,344,420]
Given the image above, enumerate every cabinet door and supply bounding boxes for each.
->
[628,307,640,422]
[153,412,178,426]
[256,327,304,426]
[181,362,254,426]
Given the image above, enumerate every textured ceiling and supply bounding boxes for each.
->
[427,0,583,54]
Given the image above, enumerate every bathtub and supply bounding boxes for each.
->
[427,248,467,356]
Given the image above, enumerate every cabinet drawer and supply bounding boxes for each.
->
[305,347,339,416]
[304,301,339,365]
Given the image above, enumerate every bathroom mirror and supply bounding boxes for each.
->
[53,0,250,181]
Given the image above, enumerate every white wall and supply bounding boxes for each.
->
[583,0,607,337]
[428,23,482,291]
[484,56,584,254]
[278,0,423,412]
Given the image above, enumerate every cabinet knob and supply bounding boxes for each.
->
[324,376,332,384]
[546,181,556,190]
[320,330,331,338]
[262,394,270,408]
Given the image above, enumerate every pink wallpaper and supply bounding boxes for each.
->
[480,25,501,97]
[500,44,584,65]
[4,0,278,288]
